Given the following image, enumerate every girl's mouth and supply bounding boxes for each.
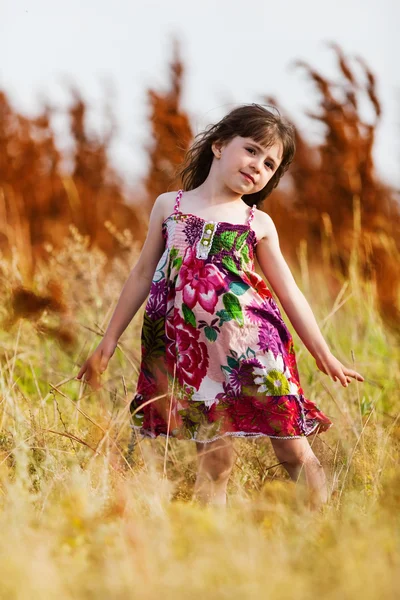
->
[241,172,254,183]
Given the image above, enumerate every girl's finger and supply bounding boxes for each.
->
[100,353,108,373]
[336,369,348,387]
[84,365,93,384]
[345,369,364,382]
[90,370,101,390]
[76,364,87,379]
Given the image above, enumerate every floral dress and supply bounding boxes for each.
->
[129,189,333,443]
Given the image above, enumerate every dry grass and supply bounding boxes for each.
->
[0,39,399,598]
[0,219,399,599]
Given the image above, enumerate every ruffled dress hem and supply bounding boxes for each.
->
[129,420,333,444]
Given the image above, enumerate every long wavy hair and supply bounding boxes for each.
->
[177,103,296,208]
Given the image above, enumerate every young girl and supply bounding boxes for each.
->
[76,103,364,510]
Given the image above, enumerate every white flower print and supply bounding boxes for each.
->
[253,350,299,396]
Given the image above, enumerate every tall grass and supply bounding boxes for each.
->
[0,211,399,599]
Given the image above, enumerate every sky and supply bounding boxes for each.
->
[1,0,399,193]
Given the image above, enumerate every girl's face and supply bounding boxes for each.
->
[212,135,283,194]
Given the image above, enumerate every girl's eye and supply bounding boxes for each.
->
[246,147,273,170]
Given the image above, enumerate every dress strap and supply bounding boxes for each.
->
[174,189,183,214]
[247,203,256,225]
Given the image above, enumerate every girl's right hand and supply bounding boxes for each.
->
[76,337,118,390]
[315,352,364,387]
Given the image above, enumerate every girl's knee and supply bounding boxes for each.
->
[205,451,235,481]
[196,440,235,482]
[284,448,315,465]
[207,464,234,483]
[271,438,320,469]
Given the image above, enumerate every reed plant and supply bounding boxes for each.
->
[0,206,399,599]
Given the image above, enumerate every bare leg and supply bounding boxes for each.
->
[270,435,328,510]
[192,437,235,507]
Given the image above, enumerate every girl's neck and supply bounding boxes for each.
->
[188,181,245,208]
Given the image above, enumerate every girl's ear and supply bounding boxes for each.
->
[211,140,223,158]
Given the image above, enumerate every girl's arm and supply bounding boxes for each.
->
[102,193,168,342]
[76,193,169,387]
[255,212,364,387]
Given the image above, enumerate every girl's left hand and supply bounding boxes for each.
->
[315,352,364,387]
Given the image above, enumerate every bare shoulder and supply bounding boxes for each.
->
[154,190,181,220]
[252,208,279,243]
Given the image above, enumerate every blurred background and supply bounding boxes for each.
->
[0,4,400,594]
[1,0,399,330]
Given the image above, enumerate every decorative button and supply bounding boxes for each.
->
[196,221,218,260]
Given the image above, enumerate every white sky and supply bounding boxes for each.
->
[1,0,399,193]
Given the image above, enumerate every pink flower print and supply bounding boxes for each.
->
[165,310,209,390]
[176,246,227,313]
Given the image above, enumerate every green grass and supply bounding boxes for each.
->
[0,227,399,599]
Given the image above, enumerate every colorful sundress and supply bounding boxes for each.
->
[129,189,333,443]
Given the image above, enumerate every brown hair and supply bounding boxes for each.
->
[177,103,296,207]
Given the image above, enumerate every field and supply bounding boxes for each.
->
[1,44,399,598]
[0,224,399,599]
